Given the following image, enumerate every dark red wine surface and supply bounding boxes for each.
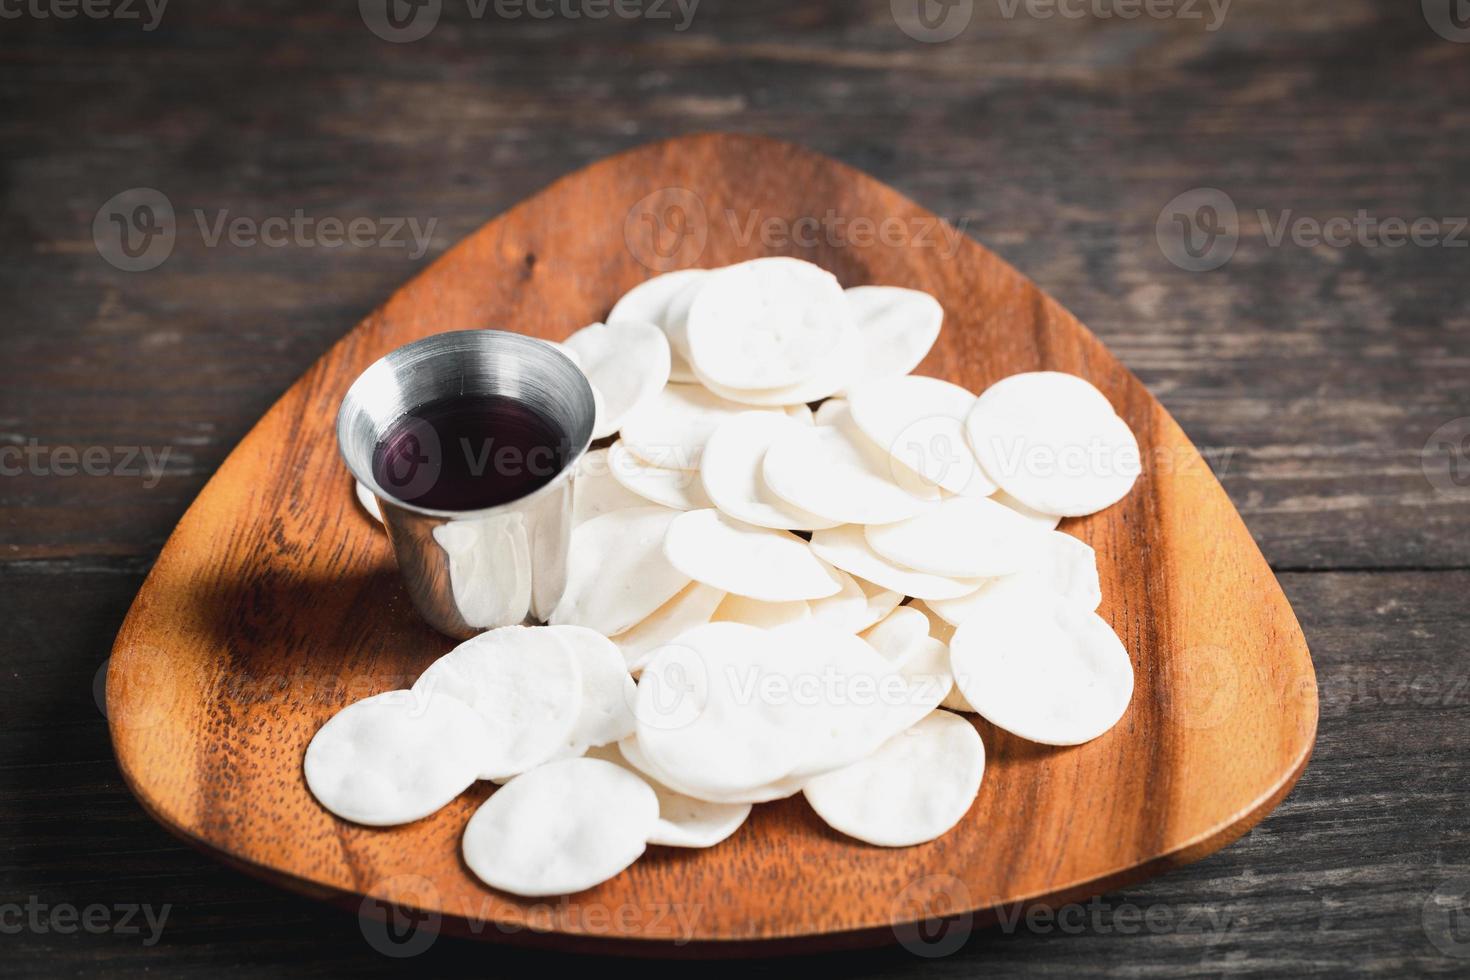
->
[370,394,570,511]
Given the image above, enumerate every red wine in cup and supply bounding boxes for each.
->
[370,394,571,511]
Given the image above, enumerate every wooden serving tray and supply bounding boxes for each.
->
[108,134,1317,955]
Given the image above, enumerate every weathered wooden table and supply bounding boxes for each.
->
[2,0,1466,975]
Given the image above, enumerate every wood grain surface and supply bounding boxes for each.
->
[105,133,1316,952]
[3,0,1467,975]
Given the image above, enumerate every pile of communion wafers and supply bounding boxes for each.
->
[316,257,1141,898]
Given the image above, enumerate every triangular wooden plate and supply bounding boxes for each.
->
[108,134,1317,955]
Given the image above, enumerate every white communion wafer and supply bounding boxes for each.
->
[619,383,780,470]
[685,257,848,390]
[354,480,383,523]
[587,744,751,849]
[784,403,815,425]
[552,625,637,754]
[803,710,984,847]
[809,525,984,600]
[617,735,806,805]
[608,441,714,511]
[635,622,811,797]
[412,626,584,780]
[664,509,841,602]
[991,488,1063,529]
[965,371,1140,517]
[571,448,650,527]
[864,495,1042,579]
[814,397,849,426]
[304,690,489,827]
[840,285,944,390]
[712,593,811,629]
[612,581,726,673]
[691,334,863,407]
[550,507,691,636]
[762,422,940,526]
[851,575,903,632]
[562,321,672,439]
[847,374,993,496]
[926,531,1102,625]
[949,577,1134,745]
[904,600,971,711]
[807,567,873,633]
[699,412,841,530]
[861,605,932,666]
[607,268,709,383]
[462,757,658,897]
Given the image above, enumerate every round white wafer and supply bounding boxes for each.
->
[587,744,751,848]
[562,321,672,439]
[803,710,984,847]
[607,441,714,511]
[304,690,489,827]
[712,593,811,629]
[685,257,847,390]
[965,371,1140,517]
[691,334,863,407]
[991,488,1063,529]
[412,626,584,780]
[851,576,903,632]
[555,625,637,753]
[664,509,841,601]
[864,495,1042,578]
[926,531,1102,625]
[840,285,944,390]
[763,423,940,525]
[847,374,992,496]
[699,412,841,530]
[612,582,726,673]
[550,507,691,636]
[807,568,873,632]
[634,622,809,797]
[617,735,806,805]
[572,448,653,527]
[354,480,383,523]
[949,577,1133,745]
[861,605,932,665]
[814,397,849,426]
[619,383,779,470]
[607,268,709,383]
[784,403,815,425]
[809,525,984,600]
[462,757,658,897]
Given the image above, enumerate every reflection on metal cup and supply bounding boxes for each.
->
[337,331,596,638]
